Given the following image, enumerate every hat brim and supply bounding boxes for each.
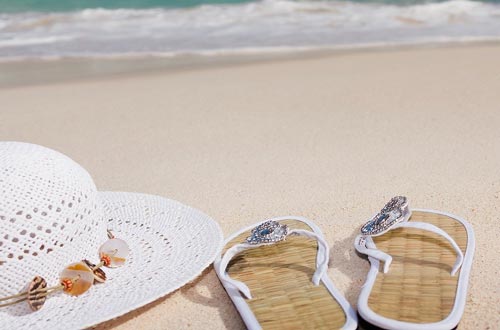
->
[0,191,223,330]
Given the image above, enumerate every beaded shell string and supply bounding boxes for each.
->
[0,228,129,311]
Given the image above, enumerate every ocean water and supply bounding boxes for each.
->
[0,0,500,60]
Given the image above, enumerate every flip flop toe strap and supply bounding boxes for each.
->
[216,222,330,300]
[354,235,393,273]
[355,221,464,275]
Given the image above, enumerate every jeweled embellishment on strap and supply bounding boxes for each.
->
[246,220,289,245]
[361,196,409,236]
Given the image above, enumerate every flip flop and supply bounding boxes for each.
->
[214,216,357,330]
[354,196,475,330]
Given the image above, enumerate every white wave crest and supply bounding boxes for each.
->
[0,0,499,59]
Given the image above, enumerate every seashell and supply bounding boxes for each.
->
[60,262,94,296]
[98,238,129,268]
[82,259,106,283]
[27,276,48,311]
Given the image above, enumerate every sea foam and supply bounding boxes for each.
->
[0,0,499,59]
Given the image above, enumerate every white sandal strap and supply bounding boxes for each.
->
[355,196,464,275]
[395,221,463,275]
[354,235,393,273]
[216,222,330,299]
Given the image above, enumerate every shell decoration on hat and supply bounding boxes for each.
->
[0,142,129,311]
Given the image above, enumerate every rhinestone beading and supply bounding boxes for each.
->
[361,196,409,236]
[246,220,289,245]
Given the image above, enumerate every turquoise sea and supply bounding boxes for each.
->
[2,0,500,12]
[0,0,253,12]
[1,0,500,60]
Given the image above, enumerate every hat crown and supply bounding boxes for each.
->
[0,142,106,298]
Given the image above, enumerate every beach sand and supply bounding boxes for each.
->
[0,44,499,329]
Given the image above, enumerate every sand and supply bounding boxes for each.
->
[0,44,499,329]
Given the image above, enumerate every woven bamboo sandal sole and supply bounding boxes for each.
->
[214,216,357,330]
[354,196,475,330]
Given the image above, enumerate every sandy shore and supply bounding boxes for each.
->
[0,44,499,329]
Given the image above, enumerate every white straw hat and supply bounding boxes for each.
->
[0,142,223,329]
